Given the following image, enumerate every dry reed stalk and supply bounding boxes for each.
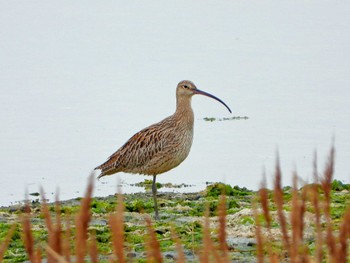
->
[311,152,323,262]
[336,206,350,262]
[325,223,336,262]
[255,146,350,262]
[321,147,336,261]
[170,226,186,263]
[75,174,94,263]
[321,146,335,214]
[270,253,279,263]
[46,245,69,263]
[200,206,210,263]
[290,174,300,262]
[258,175,278,262]
[217,194,229,262]
[145,216,163,263]
[88,232,99,263]
[299,184,307,259]
[40,187,62,262]
[35,247,42,263]
[259,174,271,230]
[62,216,72,262]
[253,202,264,263]
[0,223,17,261]
[109,192,125,263]
[273,156,290,255]
[257,175,279,262]
[290,173,308,262]
[22,202,37,263]
[40,187,53,233]
[200,205,221,263]
[54,192,63,257]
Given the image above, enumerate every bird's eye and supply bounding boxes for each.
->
[183,85,189,89]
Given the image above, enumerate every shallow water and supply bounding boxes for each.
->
[1,1,350,205]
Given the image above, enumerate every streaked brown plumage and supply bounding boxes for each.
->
[95,80,231,219]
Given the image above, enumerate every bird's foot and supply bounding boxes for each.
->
[154,211,160,221]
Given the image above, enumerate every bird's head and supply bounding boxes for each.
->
[176,80,232,113]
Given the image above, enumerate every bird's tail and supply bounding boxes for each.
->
[94,163,117,179]
[94,165,105,180]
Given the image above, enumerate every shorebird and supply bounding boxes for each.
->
[95,80,231,219]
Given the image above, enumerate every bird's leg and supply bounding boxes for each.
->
[152,175,159,220]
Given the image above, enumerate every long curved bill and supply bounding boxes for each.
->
[194,88,232,113]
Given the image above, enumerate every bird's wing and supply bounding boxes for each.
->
[95,118,175,177]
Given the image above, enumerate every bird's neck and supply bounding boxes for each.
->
[174,96,194,126]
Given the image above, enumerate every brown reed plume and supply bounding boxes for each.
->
[259,173,271,230]
[311,151,323,262]
[253,201,264,263]
[6,172,233,262]
[170,226,186,263]
[273,155,290,255]
[337,208,350,262]
[200,205,211,263]
[9,145,350,262]
[62,216,72,262]
[255,145,350,262]
[320,145,350,262]
[22,200,38,263]
[145,216,163,263]
[217,194,229,262]
[46,245,67,263]
[109,191,125,263]
[0,223,17,261]
[75,173,94,263]
[40,187,64,263]
[88,232,98,263]
[200,205,221,263]
[289,173,307,262]
[256,173,278,263]
[322,146,337,262]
